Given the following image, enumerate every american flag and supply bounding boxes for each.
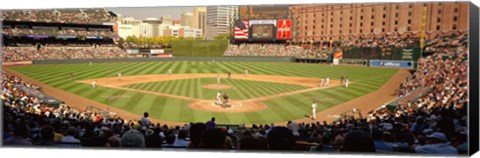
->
[234,20,249,40]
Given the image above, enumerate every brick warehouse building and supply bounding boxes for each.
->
[290,2,469,43]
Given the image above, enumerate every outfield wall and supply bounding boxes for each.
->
[32,56,295,64]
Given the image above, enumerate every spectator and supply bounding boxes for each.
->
[267,127,295,151]
[342,130,375,152]
[200,128,227,149]
[415,132,458,155]
[59,126,81,147]
[144,129,162,148]
[372,129,393,151]
[206,117,216,128]
[238,136,267,150]
[173,129,189,147]
[34,125,56,146]
[120,129,145,148]
[164,132,176,147]
[140,112,150,127]
[188,123,206,149]
[104,129,120,147]
[3,123,32,146]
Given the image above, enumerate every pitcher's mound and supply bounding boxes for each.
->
[201,84,232,90]
[189,100,267,112]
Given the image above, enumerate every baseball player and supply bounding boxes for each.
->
[325,77,330,86]
[92,80,97,89]
[168,69,172,76]
[319,78,325,87]
[340,76,344,84]
[216,91,222,105]
[311,101,318,119]
[244,69,248,76]
[345,77,349,88]
[70,73,75,80]
[217,74,221,84]
[223,92,229,108]
[89,62,92,66]
[228,72,231,79]
[118,72,122,81]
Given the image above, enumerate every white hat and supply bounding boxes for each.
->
[427,132,448,142]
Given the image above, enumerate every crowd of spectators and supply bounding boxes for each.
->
[2,28,114,37]
[2,46,128,61]
[1,9,115,24]
[339,32,419,48]
[224,44,332,59]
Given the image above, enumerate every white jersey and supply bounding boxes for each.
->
[312,103,317,110]
[326,78,330,86]
[168,69,172,74]
[245,69,248,75]
[118,73,122,79]
[345,79,349,87]
[92,81,97,88]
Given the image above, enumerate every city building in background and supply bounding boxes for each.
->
[142,18,162,37]
[193,7,207,38]
[181,12,194,27]
[161,15,173,25]
[116,15,202,39]
[205,6,238,40]
[290,2,468,42]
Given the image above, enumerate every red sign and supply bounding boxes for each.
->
[277,19,291,39]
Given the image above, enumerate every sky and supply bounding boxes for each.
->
[109,6,195,20]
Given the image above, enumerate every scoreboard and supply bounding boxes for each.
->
[233,19,292,41]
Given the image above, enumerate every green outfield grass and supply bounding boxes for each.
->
[124,78,309,100]
[9,61,398,124]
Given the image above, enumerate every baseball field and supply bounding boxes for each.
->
[6,61,406,125]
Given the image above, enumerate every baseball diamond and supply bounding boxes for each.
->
[6,61,402,125]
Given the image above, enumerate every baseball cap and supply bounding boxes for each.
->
[121,129,145,147]
[427,132,448,142]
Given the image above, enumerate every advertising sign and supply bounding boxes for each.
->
[276,19,291,39]
[26,35,49,38]
[334,49,343,59]
[150,49,165,54]
[2,61,33,66]
[249,19,277,26]
[56,35,77,39]
[370,60,414,68]
[86,36,104,39]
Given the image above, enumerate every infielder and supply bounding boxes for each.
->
[89,62,92,66]
[168,69,172,76]
[92,80,97,89]
[244,69,248,76]
[325,77,330,86]
[319,78,325,87]
[118,72,122,81]
[216,74,221,84]
[311,101,317,119]
[345,78,349,88]
[216,91,222,105]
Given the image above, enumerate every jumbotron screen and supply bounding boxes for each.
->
[251,24,274,39]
